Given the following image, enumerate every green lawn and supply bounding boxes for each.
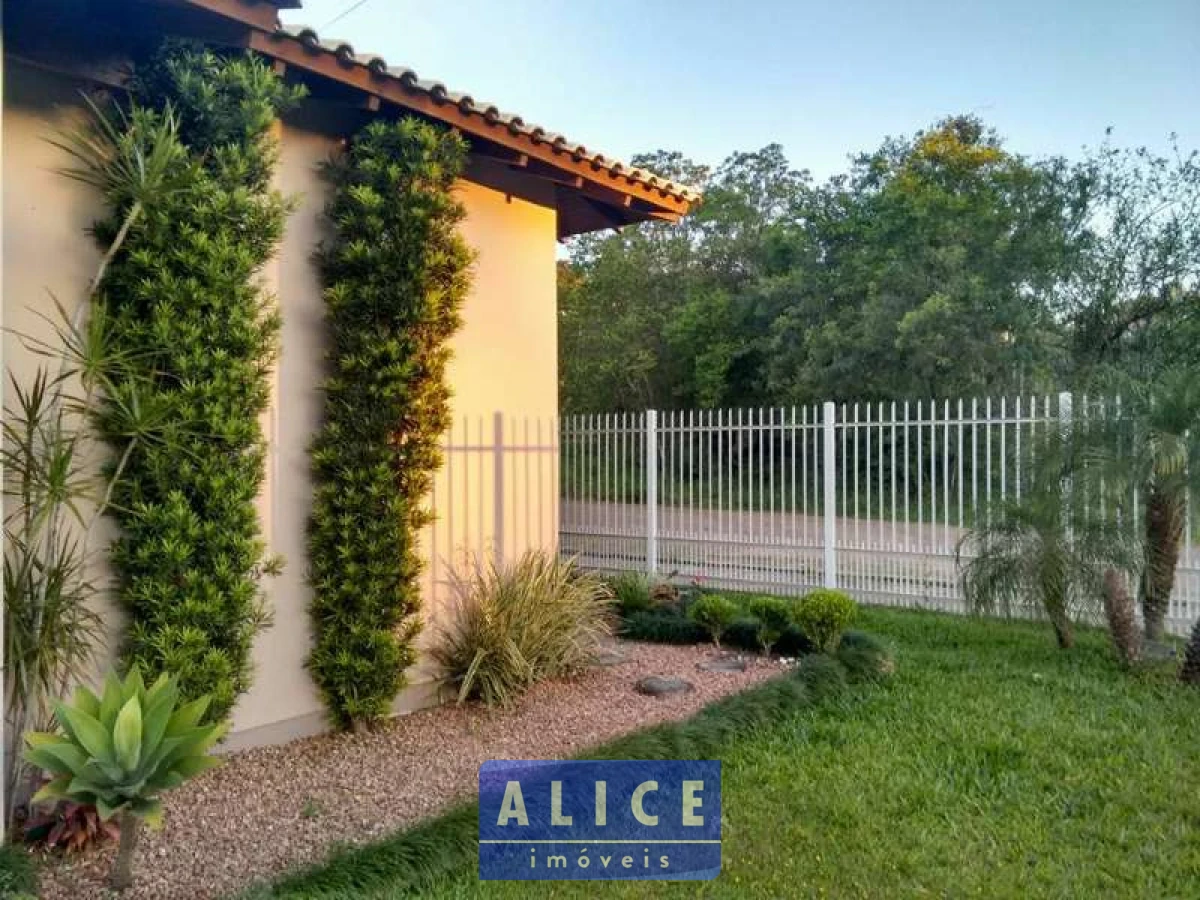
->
[257,609,1200,899]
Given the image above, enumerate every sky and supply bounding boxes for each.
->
[284,0,1200,182]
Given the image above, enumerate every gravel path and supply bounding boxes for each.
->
[38,641,778,900]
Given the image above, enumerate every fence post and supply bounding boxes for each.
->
[645,409,658,575]
[1058,391,1073,547]
[823,401,838,588]
[493,411,504,565]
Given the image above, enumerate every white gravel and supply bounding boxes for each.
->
[37,640,777,900]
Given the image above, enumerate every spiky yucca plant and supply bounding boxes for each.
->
[23,668,223,890]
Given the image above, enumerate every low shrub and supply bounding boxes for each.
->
[836,631,896,682]
[434,551,614,706]
[792,589,859,652]
[620,609,707,644]
[748,596,793,654]
[0,843,36,899]
[795,653,849,698]
[260,650,880,899]
[606,571,652,617]
[688,595,740,646]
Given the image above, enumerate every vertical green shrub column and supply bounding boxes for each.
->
[96,44,303,721]
[308,119,472,730]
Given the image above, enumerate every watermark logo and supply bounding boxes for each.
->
[478,759,721,881]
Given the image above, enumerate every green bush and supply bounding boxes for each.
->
[96,44,303,721]
[619,609,707,644]
[0,843,35,899]
[308,117,473,730]
[621,604,816,655]
[688,594,740,646]
[791,589,859,652]
[606,571,652,617]
[23,667,224,890]
[748,596,793,653]
[433,552,613,707]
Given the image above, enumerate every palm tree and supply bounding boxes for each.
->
[958,424,1140,649]
[1129,371,1200,642]
[1087,370,1200,642]
[1182,618,1200,685]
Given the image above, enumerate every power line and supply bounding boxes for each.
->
[319,0,374,30]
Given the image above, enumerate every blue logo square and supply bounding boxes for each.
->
[478,759,721,880]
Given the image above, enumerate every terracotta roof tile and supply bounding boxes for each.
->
[274,23,701,204]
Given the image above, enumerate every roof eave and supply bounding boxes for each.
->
[165,0,697,232]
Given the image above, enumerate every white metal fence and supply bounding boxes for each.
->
[559,396,1200,636]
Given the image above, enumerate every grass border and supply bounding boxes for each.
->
[241,643,889,899]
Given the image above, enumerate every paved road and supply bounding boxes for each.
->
[559,499,1200,635]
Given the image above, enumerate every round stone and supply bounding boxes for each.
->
[634,675,694,696]
[593,648,630,667]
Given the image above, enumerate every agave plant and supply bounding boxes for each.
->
[23,668,224,890]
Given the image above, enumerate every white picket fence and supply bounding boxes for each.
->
[558,396,1200,636]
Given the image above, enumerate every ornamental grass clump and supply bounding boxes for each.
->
[434,552,614,707]
[22,668,224,890]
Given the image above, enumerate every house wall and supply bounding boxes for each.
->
[2,58,560,750]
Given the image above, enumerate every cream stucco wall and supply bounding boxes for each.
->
[3,60,561,750]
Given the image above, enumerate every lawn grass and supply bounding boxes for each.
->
[249,609,1200,899]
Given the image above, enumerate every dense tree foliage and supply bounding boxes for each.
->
[560,116,1199,412]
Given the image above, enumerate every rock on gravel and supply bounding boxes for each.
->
[37,640,775,900]
[634,675,694,696]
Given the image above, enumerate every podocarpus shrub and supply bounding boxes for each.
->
[95,44,302,720]
[688,594,740,646]
[748,596,793,653]
[308,118,473,730]
[791,589,859,652]
[433,552,614,707]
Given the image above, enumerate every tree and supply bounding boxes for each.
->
[769,116,1082,403]
[558,146,809,412]
[1089,369,1200,642]
[1182,619,1200,685]
[1062,137,1200,382]
[958,424,1139,649]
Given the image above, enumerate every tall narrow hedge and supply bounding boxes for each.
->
[308,119,473,730]
[95,44,303,721]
